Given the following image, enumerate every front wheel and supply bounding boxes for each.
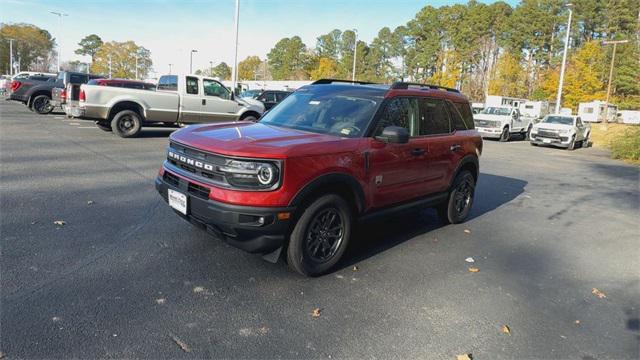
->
[111,110,142,138]
[524,124,532,140]
[286,194,352,276]
[499,127,510,142]
[240,114,258,122]
[95,121,112,132]
[567,135,576,150]
[31,95,53,114]
[437,170,476,224]
[582,133,590,148]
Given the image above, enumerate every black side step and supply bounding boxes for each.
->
[358,192,448,223]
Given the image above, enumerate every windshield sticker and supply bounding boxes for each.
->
[309,101,320,105]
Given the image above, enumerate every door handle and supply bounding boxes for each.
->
[411,148,426,156]
[450,144,462,152]
[202,99,206,105]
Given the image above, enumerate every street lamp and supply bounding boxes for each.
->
[190,49,198,74]
[555,3,572,114]
[135,54,139,80]
[108,54,112,79]
[209,61,214,77]
[352,29,358,82]
[7,38,15,76]
[50,11,68,72]
[602,39,629,124]
[231,0,240,94]
[169,63,173,74]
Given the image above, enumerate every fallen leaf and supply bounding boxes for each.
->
[591,288,606,299]
[31,221,38,225]
[456,354,472,360]
[463,229,471,234]
[87,200,94,205]
[468,267,480,273]
[465,257,475,263]
[52,316,61,322]
[432,238,439,243]
[352,265,359,271]
[501,325,511,335]
[574,320,581,325]
[0,351,5,359]
[311,308,322,318]
[155,298,166,305]
[193,286,205,294]
[53,220,66,226]
[170,334,191,352]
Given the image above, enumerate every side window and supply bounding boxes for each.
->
[157,75,178,91]
[375,97,419,136]
[185,76,199,95]
[275,92,289,102]
[203,79,230,99]
[454,102,475,129]
[418,98,451,136]
[259,92,276,103]
[446,101,468,131]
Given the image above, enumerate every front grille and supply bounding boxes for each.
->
[475,119,499,128]
[188,182,209,199]
[163,171,180,187]
[536,129,560,138]
[168,141,229,187]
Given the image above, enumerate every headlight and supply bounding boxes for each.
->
[219,159,280,189]
[559,129,572,135]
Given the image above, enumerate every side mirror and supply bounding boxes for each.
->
[229,92,235,100]
[375,126,409,144]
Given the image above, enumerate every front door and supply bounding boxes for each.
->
[368,97,431,209]
[257,91,278,110]
[201,78,239,123]
[180,76,203,123]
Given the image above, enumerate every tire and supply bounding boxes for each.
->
[530,141,538,146]
[567,135,576,150]
[286,194,353,276]
[524,124,532,140]
[241,114,258,122]
[437,170,476,225]
[499,127,510,142]
[582,133,590,148]
[111,110,142,138]
[95,121,112,132]
[31,95,53,114]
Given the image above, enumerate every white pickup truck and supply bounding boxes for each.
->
[530,114,590,150]
[78,74,265,137]
[473,106,535,142]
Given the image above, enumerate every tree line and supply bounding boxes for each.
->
[230,0,639,110]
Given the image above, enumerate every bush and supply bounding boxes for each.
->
[610,126,640,162]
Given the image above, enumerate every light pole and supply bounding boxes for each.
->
[555,3,572,114]
[231,0,240,94]
[209,61,213,77]
[190,49,198,74]
[135,54,139,80]
[168,63,173,74]
[602,39,629,124]
[352,29,358,82]
[50,11,68,72]
[7,38,15,76]
[108,54,112,79]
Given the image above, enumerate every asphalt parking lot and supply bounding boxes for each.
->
[1,100,639,359]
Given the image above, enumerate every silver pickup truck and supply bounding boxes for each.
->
[78,74,265,138]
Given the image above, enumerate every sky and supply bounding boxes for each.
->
[1,0,518,76]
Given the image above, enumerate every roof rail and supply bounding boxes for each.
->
[311,78,378,86]
[391,82,460,93]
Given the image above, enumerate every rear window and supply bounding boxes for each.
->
[158,75,178,91]
[447,101,469,131]
[454,102,475,129]
[69,74,88,84]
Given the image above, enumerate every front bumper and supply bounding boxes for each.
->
[475,127,503,139]
[530,133,571,147]
[155,170,294,254]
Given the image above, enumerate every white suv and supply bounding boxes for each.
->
[530,114,590,150]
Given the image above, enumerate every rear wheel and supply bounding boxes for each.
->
[567,135,576,150]
[95,121,112,132]
[111,110,142,138]
[287,194,352,276]
[437,170,476,224]
[499,127,510,142]
[31,95,53,114]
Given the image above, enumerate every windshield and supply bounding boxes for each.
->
[240,89,262,99]
[480,107,512,116]
[259,85,385,137]
[543,116,574,125]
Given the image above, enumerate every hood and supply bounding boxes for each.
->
[473,114,510,122]
[533,122,573,131]
[237,97,265,111]
[170,122,359,159]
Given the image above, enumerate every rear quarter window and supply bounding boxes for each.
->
[454,102,475,130]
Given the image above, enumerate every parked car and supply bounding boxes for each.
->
[51,72,103,116]
[241,89,292,110]
[8,75,58,114]
[530,114,590,150]
[78,74,265,137]
[0,75,12,96]
[473,105,534,141]
[63,78,156,118]
[154,79,482,276]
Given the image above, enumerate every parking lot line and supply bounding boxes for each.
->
[77,126,95,129]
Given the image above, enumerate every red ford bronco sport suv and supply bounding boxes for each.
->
[156,79,482,276]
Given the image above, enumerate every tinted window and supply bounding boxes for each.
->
[418,98,450,135]
[259,91,276,102]
[275,92,289,102]
[203,79,229,99]
[375,97,420,136]
[158,75,178,91]
[69,74,88,84]
[454,102,475,129]
[185,76,199,95]
[447,101,468,131]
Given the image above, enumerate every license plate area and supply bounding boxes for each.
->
[168,189,188,215]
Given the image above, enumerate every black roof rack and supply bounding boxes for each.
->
[391,82,460,93]
[311,78,378,86]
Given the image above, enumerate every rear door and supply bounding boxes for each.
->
[368,96,431,208]
[179,76,203,123]
[200,78,240,122]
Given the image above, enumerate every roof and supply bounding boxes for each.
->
[309,79,468,102]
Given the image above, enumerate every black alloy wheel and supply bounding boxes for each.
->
[304,208,345,263]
